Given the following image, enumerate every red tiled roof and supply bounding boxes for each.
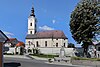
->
[16,41,25,47]
[8,38,17,42]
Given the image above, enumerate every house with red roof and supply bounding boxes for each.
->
[4,38,25,55]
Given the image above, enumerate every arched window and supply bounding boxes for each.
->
[36,41,39,47]
[30,31,32,34]
[45,41,47,47]
[30,23,32,26]
[56,43,58,47]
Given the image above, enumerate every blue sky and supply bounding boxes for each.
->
[0,0,80,46]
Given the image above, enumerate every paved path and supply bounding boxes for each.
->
[4,57,92,67]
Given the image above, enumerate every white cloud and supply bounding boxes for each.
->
[52,19,56,24]
[39,25,54,30]
[3,31,14,38]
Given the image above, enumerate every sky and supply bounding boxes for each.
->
[0,0,80,47]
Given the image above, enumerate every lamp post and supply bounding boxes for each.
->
[0,30,9,67]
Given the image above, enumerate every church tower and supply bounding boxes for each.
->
[28,7,36,34]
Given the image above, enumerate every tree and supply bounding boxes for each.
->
[68,43,75,48]
[70,0,100,56]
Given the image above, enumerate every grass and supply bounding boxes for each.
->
[71,57,100,61]
[30,54,59,58]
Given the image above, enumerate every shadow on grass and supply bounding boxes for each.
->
[4,62,21,67]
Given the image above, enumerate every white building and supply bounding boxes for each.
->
[25,7,73,56]
[88,42,100,58]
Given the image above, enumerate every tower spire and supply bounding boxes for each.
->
[30,7,35,17]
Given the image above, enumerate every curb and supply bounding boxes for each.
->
[25,55,34,59]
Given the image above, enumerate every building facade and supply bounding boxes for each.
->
[25,6,70,55]
[88,42,100,58]
[4,38,25,55]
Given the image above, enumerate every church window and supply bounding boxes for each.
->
[64,43,66,47]
[56,43,58,47]
[98,47,100,51]
[28,41,31,45]
[45,41,47,47]
[36,41,39,47]
[30,23,32,26]
[30,31,32,34]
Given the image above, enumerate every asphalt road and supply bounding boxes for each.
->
[4,57,90,67]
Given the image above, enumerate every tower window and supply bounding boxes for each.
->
[30,31,32,34]
[30,23,32,26]
[45,41,47,47]
[56,43,58,47]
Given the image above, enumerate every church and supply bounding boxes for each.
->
[25,6,69,55]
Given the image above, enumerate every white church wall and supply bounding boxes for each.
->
[26,38,68,48]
